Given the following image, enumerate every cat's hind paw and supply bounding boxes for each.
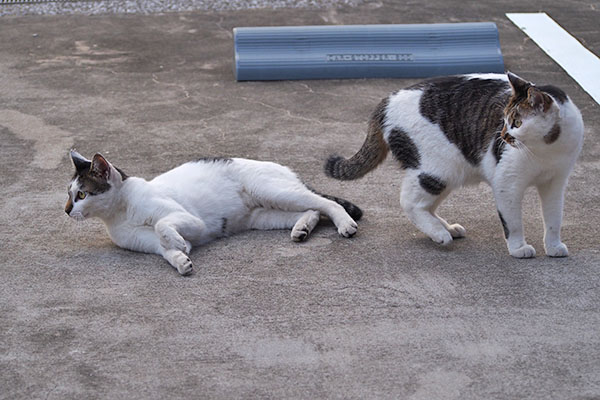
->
[291,210,320,242]
[447,223,466,239]
[291,227,309,242]
[510,244,536,259]
[545,242,569,257]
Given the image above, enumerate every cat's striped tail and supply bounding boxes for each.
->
[324,98,389,180]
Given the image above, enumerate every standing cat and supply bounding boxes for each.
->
[325,72,583,258]
[66,151,361,275]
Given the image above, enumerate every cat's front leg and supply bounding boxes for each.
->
[537,176,569,257]
[154,212,206,275]
[155,212,206,253]
[160,248,193,276]
[494,185,536,258]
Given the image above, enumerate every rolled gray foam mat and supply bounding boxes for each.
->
[233,23,504,81]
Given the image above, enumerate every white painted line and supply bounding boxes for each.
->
[506,12,600,105]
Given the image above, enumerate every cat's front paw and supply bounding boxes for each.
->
[545,242,569,257]
[430,230,453,246]
[175,253,193,275]
[337,219,358,238]
[510,244,536,259]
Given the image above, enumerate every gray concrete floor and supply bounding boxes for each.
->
[1,1,599,399]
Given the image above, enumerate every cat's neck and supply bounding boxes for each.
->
[97,177,145,225]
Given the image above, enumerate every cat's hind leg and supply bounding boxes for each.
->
[430,192,466,239]
[291,210,321,242]
[285,193,357,238]
[246,178,357,238]
[537,175,569,257]
[401,171,454,245]
[248,208,321,242]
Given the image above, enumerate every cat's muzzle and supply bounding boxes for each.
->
[501,125,517,147]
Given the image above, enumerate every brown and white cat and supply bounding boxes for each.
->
[325,72,584,258]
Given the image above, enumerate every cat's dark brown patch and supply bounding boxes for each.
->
[493,129,507,163]
[538,85,568,104]
[325,98,389,180]
[418,173,446,195]
[498,211,509,239]
[418,76,508,165]
[544,123,561,144]
[310,188,363,221]
[388,127,420,169]
[76,173,111,195]
[221,217,228,234]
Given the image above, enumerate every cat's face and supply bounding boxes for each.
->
[501,72,560,147]
[65,151,124,220]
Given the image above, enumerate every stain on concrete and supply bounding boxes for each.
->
[0,126,35,186]
[34,40,130,68]
[0,109,73,169]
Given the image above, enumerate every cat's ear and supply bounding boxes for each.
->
[91,153,111,180]
[527,87,553,112]
[507,72,531,95]
[70,150,91,174]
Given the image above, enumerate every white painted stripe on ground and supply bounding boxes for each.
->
[506,12,600,105]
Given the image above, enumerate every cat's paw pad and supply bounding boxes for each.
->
[291,227,309,242]
[546,242,569,257]
[337,219,358,238]
[510,244,536,259]
[175,254,193,276]
[447,224,466,238]
[431,230,453,246]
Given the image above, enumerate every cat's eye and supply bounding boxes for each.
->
[513,119,522,128]
[77,191,86,200]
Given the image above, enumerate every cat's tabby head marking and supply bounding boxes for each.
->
[502,72,563,147]
[65,150,127,220]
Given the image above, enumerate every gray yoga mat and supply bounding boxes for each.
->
[234,23,504,81]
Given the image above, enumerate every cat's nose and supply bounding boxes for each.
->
[65,199,73,215]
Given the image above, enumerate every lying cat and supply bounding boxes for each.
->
[325,72,584,258]
[66,151,361,275]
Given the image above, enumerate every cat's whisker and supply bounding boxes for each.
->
[515,140,539,163]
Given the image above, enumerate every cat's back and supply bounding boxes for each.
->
[151,157,234,186]
[384,74,511,168]
[387,73,510,126]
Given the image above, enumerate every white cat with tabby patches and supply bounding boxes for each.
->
[66,153,361,275]
[325,72,584,258]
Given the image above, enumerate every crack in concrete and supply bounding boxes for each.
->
[240,96,324,125]
[151,73,190,98]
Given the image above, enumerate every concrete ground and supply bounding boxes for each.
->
[1,1,599,399]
